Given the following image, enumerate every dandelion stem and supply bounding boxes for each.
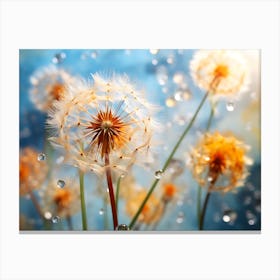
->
[115,176,122,214]
[129,91,209,229]
[197,100,217,227]
[199,190,212,230]
[105,153,118,230]
[79,170,88,230]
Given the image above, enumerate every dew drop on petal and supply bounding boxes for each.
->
[52,52,66,64]
[222,210,237,223]
[152,59,158,66]
[44,211,52,220]
[37,153,46,161]
[154,170,163,179]
[116,224,130,230]
[226,101,235,112]
[57,179,65,188]
[52,216,60,224]
[99,208,104,215]
[166,97,176,107]
[176,212,185,224]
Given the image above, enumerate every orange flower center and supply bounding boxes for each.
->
[214,65,229,78]
[20,163,30,182]
[209,151,227,175]
[86,107,129,158]
[54,189,72,209]
[50,83,65,101]
[163,183,177,198]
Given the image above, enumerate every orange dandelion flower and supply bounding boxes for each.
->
[190,132,253,193]
[19,147,48,196]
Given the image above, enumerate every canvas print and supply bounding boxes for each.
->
[19,49,261,231]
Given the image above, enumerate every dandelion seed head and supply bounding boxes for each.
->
[47,73,160,175]
[190,50,249,97]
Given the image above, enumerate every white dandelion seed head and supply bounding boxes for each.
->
[29,65,81,112]
[47,73,161,176]
[190,50,250,97]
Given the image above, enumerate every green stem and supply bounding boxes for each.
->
[116,176,122,214]
[199,190,212,230]
[197,186,202,227]
[206,100,215,131]
[79,170,88,230]
[129,91,209,229]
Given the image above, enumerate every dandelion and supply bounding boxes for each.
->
[47,73,160,229]
[19,147,48,221]
[125,188,164,227]
[20,147,48,196]
[29,65,80,112]
[190,50,249,96]
[189,132,253,229]
[42,179,80,229]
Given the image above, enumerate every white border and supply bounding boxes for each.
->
[1,1,279,280]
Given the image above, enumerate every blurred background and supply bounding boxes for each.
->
[19,49,261,231]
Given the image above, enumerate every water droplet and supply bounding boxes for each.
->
[52,52,66,64]
[91,51,98,59]
[166,56,174,64]
[154,170,163,179]
[99,208,104,215]
[161,86,168,94]
[57,179,65,188]
[152,59,158,65]
[255,203,261,213]
[116,224,130,230]
[222,210,237,223]
[149,49,159,55]
[120,173,126,178]
[51,216,60,224]
[44,211,52,220]
[156,66,168,85]
[166,97,176,107]
[204,156,210,161]
[246,210,257,225]
[176,212,184,224]
[168,159,184,176]
[173,72,185,84]
[207,176,213,182]
[174,90,184,101]
[226,101,235,112]
[37,153,46,161]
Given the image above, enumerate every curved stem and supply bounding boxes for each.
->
[115,176,122,214]
[129,91,209,229]
[197,186,202,227]
[79,170,88,230]
[206,100,216,131]
[199,190,212,230]
[105,153,118,230]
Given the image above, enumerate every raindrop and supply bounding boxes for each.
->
[207,176,213,182]
[165,97,176,107]
[149,49,159,55]
[116,224,130,230]
[222,210,237,223]
[37,153,46,161]
[44,212,52,220]
[174,90,184,101]
[226,101,235,112]
[91,51,98,59]
[120,173,126,178]
[167,158,184,176]
[161,86,168,94]
[154,170,163,179]
[173,72,185,84]
[57,179,65,188]
[52,52,66,64]
[52,216,60,224]
[204,156,210,162]
[246,210,257,226]
[166,56,174,64]
[152,59,158,66]
[176,212,184,224]
[244,196,252,205]
[99,208,104,215]
[156,66,168,85]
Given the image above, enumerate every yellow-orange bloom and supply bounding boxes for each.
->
[190,132,253,193]
[19,147,48,196]
[190,50,249,96]
[125,188,164,225]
